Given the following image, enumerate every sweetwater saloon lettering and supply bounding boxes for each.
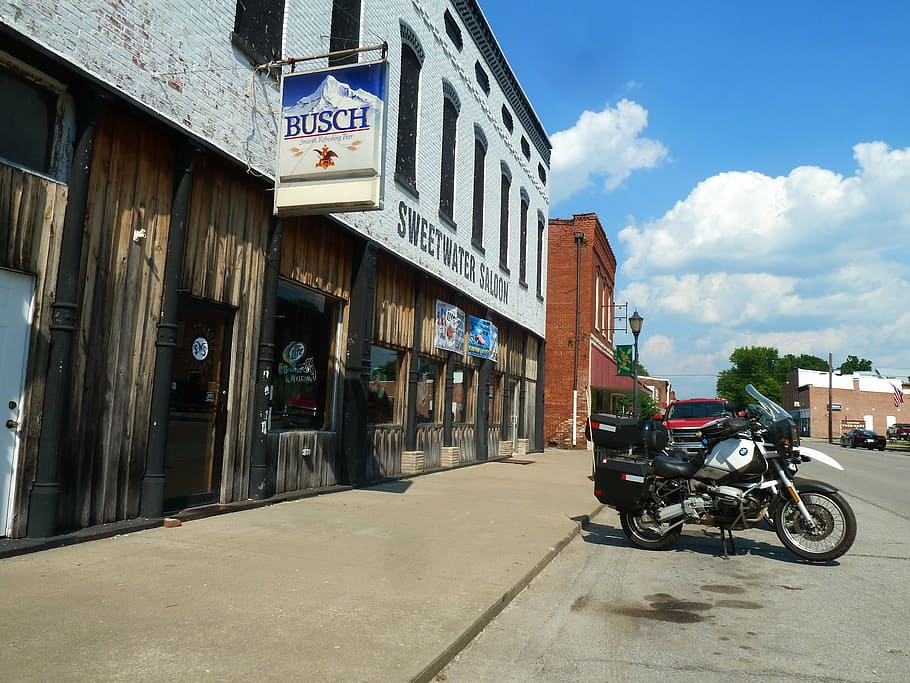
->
[397,201,509,305]
[284,107,370,139]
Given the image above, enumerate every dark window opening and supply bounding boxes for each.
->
[395,43,421,194]
[439,95,458,222]
[536,217,545,298]
[232,0,285,65]
[538,163,547,185]
[520,136,530,161]
[329,0,362,66]
[444,10,463,50]
[519,195,529,285]
[471,136,486,249]
[501,105,513,132]
[474,61,490,95]
[0,67,57,175]
[270,281,335,430]
[499,171,511,270]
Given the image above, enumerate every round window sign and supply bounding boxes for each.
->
[192,337,209,361]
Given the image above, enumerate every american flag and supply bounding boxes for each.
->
[893,383,905,407]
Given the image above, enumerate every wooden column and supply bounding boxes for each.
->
[405,273,425,452]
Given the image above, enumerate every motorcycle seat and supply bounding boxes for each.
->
[652,453,701,478]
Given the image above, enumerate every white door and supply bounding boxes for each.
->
[0,269,34,536]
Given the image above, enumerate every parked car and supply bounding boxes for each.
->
[839,429,886,450]
[886,423,910,440]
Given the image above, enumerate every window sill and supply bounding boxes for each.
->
[395,173,419,200]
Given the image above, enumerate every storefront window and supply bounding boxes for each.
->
[270,281,334,430]
[452,366,472,422]
[368,345,400,424]
[487,374,502,423]
[417,357,440,423]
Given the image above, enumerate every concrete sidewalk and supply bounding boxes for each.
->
[0,448,603,682]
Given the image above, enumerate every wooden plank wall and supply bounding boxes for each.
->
[0,163,67,536]
[367,426,404,478]
[526,335,538,381]
[452,425,476,462]
[270,431,338,492]
[64,107,175,528]
[280,216,352,301]
[373,252,414,348]
[415,425,443,469]
[183,155,271,503]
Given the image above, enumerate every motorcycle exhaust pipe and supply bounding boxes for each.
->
[657,503,685,522]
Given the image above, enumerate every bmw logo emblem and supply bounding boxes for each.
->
[739,447,749,456]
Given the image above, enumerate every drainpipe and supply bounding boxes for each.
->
[27,91,99,537]
[140,145,197,518]
[248,216,283,499]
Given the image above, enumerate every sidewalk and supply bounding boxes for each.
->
[0,448,603,682]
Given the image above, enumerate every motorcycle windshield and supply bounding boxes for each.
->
[745,383,799,449]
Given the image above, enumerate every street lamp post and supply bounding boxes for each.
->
[629,310,643,420]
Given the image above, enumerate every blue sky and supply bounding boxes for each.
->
[479,0,910,398]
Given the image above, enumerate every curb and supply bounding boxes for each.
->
[410,503,606,683]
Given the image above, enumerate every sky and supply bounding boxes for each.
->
[478,0,910,399]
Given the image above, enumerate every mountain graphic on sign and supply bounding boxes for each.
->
[284,75,380,116]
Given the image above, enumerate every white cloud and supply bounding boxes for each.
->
[613,142,910,397]
[549,100,667,204]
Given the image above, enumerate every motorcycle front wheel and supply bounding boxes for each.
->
[619,508,682,550]
[774,491,856,562]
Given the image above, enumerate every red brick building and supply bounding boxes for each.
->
[544,213,650,448]
[782,369,908,438]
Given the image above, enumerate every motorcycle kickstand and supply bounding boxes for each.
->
[720,528,736,559]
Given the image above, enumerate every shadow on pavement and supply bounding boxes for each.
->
[580,519,840,566]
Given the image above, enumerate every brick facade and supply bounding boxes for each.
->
[782,369,908,438]
[544,213,621,448]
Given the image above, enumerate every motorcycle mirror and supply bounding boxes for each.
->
[724,400,735,415]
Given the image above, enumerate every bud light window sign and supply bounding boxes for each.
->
[467,316,498,362]
[275,60,388,215]
[434,300,465,353]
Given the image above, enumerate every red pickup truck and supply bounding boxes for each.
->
[887,423,910,440]
[658,397,734,456]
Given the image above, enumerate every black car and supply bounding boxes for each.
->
[839,428,886,450]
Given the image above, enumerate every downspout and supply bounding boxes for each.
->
[27,91,100,537]
[140,144,197,518]
[248,216,283,499]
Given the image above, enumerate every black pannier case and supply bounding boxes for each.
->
[587,414,641,450]
[593,453,651,510]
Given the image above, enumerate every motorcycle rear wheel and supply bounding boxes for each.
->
[774,491,856,562]
[619,509,682,550]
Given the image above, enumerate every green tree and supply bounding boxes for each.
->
[716,346,781,407]
[778,353,829,375]
[614,391,660,420]
[838,355,872,374]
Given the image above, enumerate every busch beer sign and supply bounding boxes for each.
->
[275,60,388,215]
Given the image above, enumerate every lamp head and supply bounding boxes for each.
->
[629,309,644,336]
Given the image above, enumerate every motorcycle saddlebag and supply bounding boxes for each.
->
[593,453,652,510]
[587,414,641,450]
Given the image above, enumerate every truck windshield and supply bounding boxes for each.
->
[666,401,728,419]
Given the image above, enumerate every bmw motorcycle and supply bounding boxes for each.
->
[591,384,856,562]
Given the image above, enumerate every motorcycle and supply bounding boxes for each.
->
[591,384,856,562]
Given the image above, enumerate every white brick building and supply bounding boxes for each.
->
[0,0,550,538]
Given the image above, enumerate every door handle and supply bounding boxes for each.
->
[6,419,19,429]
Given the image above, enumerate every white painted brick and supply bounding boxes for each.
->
[2,0,549,333]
